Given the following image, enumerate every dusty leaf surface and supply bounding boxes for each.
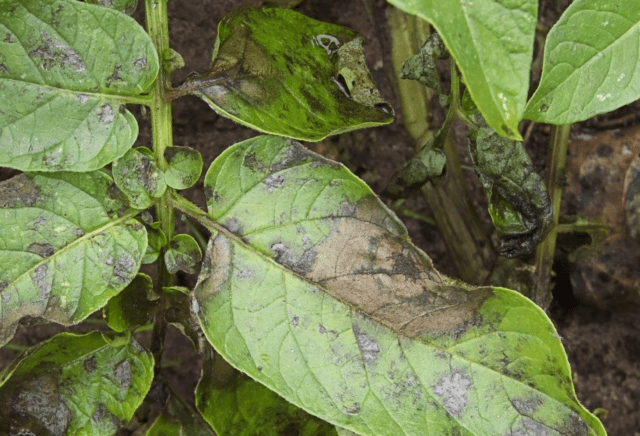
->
[184,6,393,141]
[0,172,147,346]
[0,331,153,436]
[194,135,605,436]
[0,0,158,172]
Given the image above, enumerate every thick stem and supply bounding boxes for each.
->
[533,124,571,308]
[146,0,174,373]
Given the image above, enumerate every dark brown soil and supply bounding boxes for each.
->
[1,1,638,435]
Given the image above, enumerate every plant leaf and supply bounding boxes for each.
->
[0,331,153,436]
[103,273,158,332]
[165,146,203,190]
[468,114,553,257]
[525,0,640,124]
[0,172,147,346]
[0,0,158,172]
[387,0,537,140]
[164,234,202,274]
[142,226,167,264]
[182,6,393,141]
[147,385,216,436]
[193,135,605,436]
[113,148,167,209]
[85,0,138,15]
[196,351,338,436]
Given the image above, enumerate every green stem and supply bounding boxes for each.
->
[146,0,174,374]
[533,124,571,308]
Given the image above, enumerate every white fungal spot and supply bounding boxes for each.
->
[353,324,379,363]
[263,174,285,192]
[596,93,612,102]
[191,297,200,314]
[78,94,88,104]
[433,370,472,417]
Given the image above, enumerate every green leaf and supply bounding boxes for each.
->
[0,331,153,436]
[196,351,338,436]
[165,146,203,190]
[0,0,158,172]
[164,234,202,274]
[468,114,553,257]
[104,273,158,332]
[142,226,168,264]
[147,385,216,436]
[0,172,147,346]
[387,0,537,140]
[525,0,640,124]
[113,148,167,209]
[194,135,605,436]
[183,6,393,141]
[85,0,138,15]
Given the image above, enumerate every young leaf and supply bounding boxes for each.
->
[165,146,203,190]
[0,0,158,172]
[143,226,168,264]
[164,234,202,274]
[0,172,147,346]
[193,135,605,436]
[104,273,158,332]
[112,148,167,209]
[0,331,153,436]
[468,115,553,257]
[85,0,138,15]
[525,0,640,124]
[147,385,216,436]
[387,0,537,140]
[196,351,338,436]
[182,6,393,141]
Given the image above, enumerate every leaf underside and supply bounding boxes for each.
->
[0,0,158,172]
[387,0,538,140]
[525,0,640,124]
[0,172,147,346]
[185,6,393,141]
[194,135,605,436]
[0,331,153,436]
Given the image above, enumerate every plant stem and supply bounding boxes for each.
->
[146,0,174,373]
[533,124,571,309]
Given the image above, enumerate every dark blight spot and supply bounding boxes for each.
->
[596,144,612,157]
[112,254,135,285]
[113,360,131,387]
[134,58,147,69]
[291,316,299,327]
[433,370,472,417]
[99,104,115,124]
[263,174,285,192]
[84,356,97,373]
[27,242,55,258]
[32,264,50,300]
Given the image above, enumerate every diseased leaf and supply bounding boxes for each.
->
[165,146,203,190]
[182,6,393,141]
[387,0,537,140]
[142,226,168,264]
[147,385,216,436]
[113,148,167,209]
[194,135,605,436]
[104,273,158,332]
[468,114,553,257]
[85,0,138,15]
[0,331,153,436]
[525,0,640,124]
[164,234,202,274]
[0,172,147,346]
[400,32,448,91]
[0,0,158,172]
[196,351,338,436]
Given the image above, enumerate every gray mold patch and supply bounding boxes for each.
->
[29,31,86,72]
[291,315,299,327]
[84,356,97,373]
[224,218,244,235]
[511,397,542,415]
[353,324,379,364]
[11,376,72,436]
[263,174,285,192]
[433,369,472,417]
[27,242,55,258]
[113,360,131,388]
[98,104,115,124]
[134,58,147,69]
[270,242,316,275]
[112,253,135,286]
[191,297,200,314]
[105,65,123,88]
[31,216,47,231]
[343,403,361,416]
[77,94,88,104]
[0,281,9,292]
[0,174,42,208]
[237,267,254,279]
[32,264,51,301]
[504,417,553,436]
[391,252,422,280]
[270,141,311,172]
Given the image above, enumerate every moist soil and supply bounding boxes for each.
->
[1,0,639,435]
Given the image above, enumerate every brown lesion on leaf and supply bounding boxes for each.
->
[28,31,86,72]
[27,242,55,258]
[0,174,42,208]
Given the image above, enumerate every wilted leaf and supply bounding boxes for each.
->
[400,32,448,91]
[0,0,158,172]
[113,148,167,209]
[164,234,202,274]
[196,351,338,436]
[0,172,147,346]
[104,273,158,332]
[387,0,537,140]
[525,0,640,124]
[468,114,553,257]
[0,331,153,436]
[165,146,203,190]
[183,6,393,141]
[85,0,138,15]
[192,135,605,436]
[147,385,215,436]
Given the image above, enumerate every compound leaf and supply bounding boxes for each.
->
[0,0,158,172]
[183,6,393,141]
[0,172,147,346]
[525,0,640,124]
[0,331,153,436]
[193,135,605,436]
[387,0,537,140]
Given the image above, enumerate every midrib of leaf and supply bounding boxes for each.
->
[2,207,141,294]
[171,192,583,430]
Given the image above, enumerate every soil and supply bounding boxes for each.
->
[1,0,639,435]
